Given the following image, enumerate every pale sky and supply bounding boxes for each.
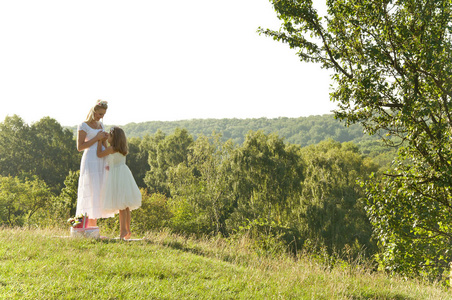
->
[0,0,335,127]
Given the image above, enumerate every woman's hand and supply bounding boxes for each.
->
[78,129,108,152]
[96,131,108,141]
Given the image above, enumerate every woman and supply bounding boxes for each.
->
[76,99,114,226]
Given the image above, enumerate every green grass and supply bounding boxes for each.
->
[0,227,449,299]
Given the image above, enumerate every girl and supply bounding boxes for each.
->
[97,126,142,239]
[76,100,114,227]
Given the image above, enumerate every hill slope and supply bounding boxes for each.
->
[0,228,447,299]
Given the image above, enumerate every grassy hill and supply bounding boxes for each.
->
[0,228,448,299]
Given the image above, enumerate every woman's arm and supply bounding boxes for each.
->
[97,141,115,158]
[77,130,105,152]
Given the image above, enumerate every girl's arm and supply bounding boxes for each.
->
[97,141,115,158]
[102,138,108,150]
[77,130,106,152]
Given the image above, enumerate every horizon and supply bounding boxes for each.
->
[1,112,337,128]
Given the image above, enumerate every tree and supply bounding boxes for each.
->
[168,134,235,235]
[144,129,194,196]
[31,117,80,191]
[227,131,304,232]
[260,0,452,279]
[58,170,80,217]
[297,140,378,255]
[0,115,79,192]
[0,115,35,179]
[126,137,149,188]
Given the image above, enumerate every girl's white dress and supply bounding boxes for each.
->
[101,152,142,215]
[76,122,115,219]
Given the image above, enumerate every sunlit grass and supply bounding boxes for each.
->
[0,227,449,299]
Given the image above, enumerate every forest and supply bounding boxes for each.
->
[68,114,396,167]
[0,114,398,275]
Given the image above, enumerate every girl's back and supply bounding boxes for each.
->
[107,152,126,168]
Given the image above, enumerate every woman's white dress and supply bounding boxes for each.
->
[101,152,142,215]
[76,122,114,219]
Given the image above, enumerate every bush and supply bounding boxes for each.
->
[0,175,53,227]
[232,218,301,257]
[132,191,172,233]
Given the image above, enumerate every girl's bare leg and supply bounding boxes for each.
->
[124,208,131,240]
[119,210,127,239]
[88,218,97,227]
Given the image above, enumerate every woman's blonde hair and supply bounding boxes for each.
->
[85,99,108,122]
[109,127,128,155]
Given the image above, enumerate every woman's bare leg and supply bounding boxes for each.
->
[88,218,97,227]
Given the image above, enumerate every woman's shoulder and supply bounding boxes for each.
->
[77,122,88,132]
[79,121,104,131]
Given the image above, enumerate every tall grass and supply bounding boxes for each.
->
[0,227,449,299]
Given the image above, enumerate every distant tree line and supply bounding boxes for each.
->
[117,115,369,147]
[69,114,397,167]
[68,114,380,146]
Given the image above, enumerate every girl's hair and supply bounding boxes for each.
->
[85,99,108,122]
[109,127,128,155]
